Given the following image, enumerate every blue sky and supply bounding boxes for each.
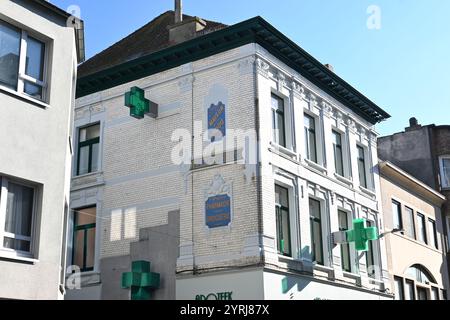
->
[52,0,450,136]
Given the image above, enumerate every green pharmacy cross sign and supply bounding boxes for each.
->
[121,260,160,300]
[125,86,158,119]
[333,218,378,252]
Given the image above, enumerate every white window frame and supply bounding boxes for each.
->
[274,173,299,260]
[356,143,374,191]
[0,177,38,259]
[271,90,294,152]
[439,156,450,190]
[337,207,359,275]
[304,111,325,167]
[0,19,49,103]
[331,126,351,179]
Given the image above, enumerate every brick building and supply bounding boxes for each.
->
[66,4,393,300]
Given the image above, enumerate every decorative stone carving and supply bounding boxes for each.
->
[277,72,287,90]
[292,81,306,99]
[256,57,270,77]
[346,118,357,132]
[321,101,333,117]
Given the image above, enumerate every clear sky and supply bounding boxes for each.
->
[51,0,450,136]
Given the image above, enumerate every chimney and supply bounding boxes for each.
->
[175,0,182,24]
[405,117,422,132]
[324,64,334,72]
[169,0,206,45]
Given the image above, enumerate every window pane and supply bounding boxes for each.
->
[276,112,286,147]
[73,230,84,268]
[75,207,96,226]
[394,277,404,300]
[417,214,427,244]
[428,219,438,249]
[78,145,89,175]
[25,36,45,81]
[339,210,351,272]
[275,185,289,208]
[4,182,34,237]
[405,207,415,239]
[24,81,43,100]
[271,94,284,112]
[417,287,428,300]
[404,280,415,300]
[392,201,402,230]
[431,287,439,300]
[91,142,100,173]
[0,20,20,90]
[333,131,344,176]
[80,124,100,142]
[304,114,317,163]
[3,237,30,252]
[85,228,96,269]
[442,159,450,188]
[357,146,367,188]
[309,198,323,265]
[366,220,377,278]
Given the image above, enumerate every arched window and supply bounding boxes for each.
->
[405,265,437,285]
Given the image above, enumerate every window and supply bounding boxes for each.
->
[309,198,323,265]
[366,220,377,278]
[304,114,317,163]
[417,213,427,244]
[77,124,100,176]
[0,20,47,101]
[0,177,37,256]
[338,210,351,272]
[417,287,428,300]
[404,280,415,300]
[404,207,416,239]
[428,219,438,249]
[332,131,344,176]
[271,94,286,148]
[275,185,291,257]
[431,287,440,300]
[394,276,404,300]
[392,200,403,231]
[439,157,450,189]
[357,145,368,188]
[406,265,437,285]
[72,206,96,272]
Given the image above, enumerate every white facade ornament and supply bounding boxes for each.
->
[346,118,357,132]
[256,57,270,77]
[277,72,286,90]
[205,174,232,198]
[321,101,333,117]
[308,93,318,109]
[292,81,306,99]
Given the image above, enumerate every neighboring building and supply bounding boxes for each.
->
[379,161,449,300]
[0,0,84,299]
[378,118,450,282]
[67,4,393,300]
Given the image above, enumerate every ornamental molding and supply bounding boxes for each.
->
[256,57,270,77]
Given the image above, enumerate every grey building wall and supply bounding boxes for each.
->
[0,0,79,300]
[378,125,436,189]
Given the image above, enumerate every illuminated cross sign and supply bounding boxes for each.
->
[121,260,160,300]
[125,87,158,119]
[346,219,378,251]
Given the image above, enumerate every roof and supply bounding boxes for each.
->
[379,161,446,205]
[78,11,226,78]
[76,15,390,124]
[29,0,85,62]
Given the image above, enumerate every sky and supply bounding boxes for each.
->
[51,0,450,136]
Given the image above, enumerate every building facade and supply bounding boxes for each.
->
[67,10,392,300]
[379,161,449,300]
[0,0,84,299]
[378,119,450,282]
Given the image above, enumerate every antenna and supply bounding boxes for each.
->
[175,0,182,23]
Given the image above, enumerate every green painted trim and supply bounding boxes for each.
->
[76,16,390,124]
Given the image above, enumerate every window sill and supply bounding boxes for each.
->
[359,186,376,197]
[269,142,297,159]
[334,173,353,186]
[305,159,327,174]
[0,250,38,264]
[0,85,49,109]
[72,171,103,180]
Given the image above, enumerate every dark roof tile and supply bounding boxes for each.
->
[78,11,226,77]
